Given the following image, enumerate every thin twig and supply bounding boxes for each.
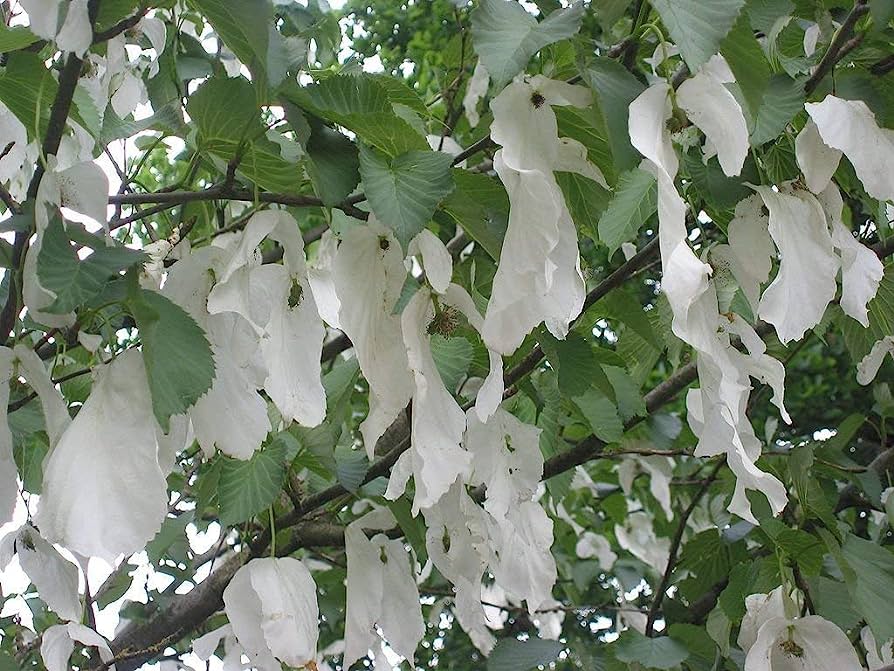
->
[804,0,870,95]
[92,5,149,43]
[644,458,725,636]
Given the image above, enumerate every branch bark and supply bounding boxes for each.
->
[804,0,870,95]
[0,1,101,343]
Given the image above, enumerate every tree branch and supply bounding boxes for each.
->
[644,458,725,636]
[92,6,149,44]
[108,185,369,221]
[804,0,870,95]
[503,236,660,390]
[0,1,100,343]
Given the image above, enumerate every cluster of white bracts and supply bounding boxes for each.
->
[2,25,891,664]
[309,218,557,657]
[626,54,886,523]
[20,0,165,121]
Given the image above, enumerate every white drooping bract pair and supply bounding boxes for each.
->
[626,53,886,523]
[738,586,863,671]
[481,74,608,355]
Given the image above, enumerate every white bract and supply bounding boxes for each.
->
[816,184,884,328]
[0,103,28,187]
[0,525,81,622]
[36,350,168,561]
[314,222,414,457]
[738,586,789,653]
[754,185,839,344]
[615,511,670,572]
[482,75,601,355]
[14,344,71,447]
[575,531,617,569]
[806,95,894,203]
[21,0,92,56]
[675,55,749,177]
[24,159,109,329]
[207,211,327,428]
[223,557,319,670]
[40,623,114,671]
[617,454,675,520]
[463,60,490,128]
[344,509,424,667]
[465,407,541,519]
[743,615,861,671]
[385,287,471,512]
[857,336,894,385]
[795,119,841,194]
[861,626,894,670]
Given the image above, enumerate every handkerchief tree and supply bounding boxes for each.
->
[0,0,893,669]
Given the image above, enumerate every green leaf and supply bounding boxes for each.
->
[0,25,39,53]
[650,0,746,72]
[128,288,215,432]
[471,0,584,86]
[36,217,147,314]
[605,366,646,421]
[388,497,428,562]
[146,512,193,564]
[100,102,185,143]
[746,0,794,34]
[487,638,564,671]
[540,331,615,400]
[677,530,733,601]
[187,76,261,154]
[682,150,756,212]
[602,289,663,350]
[186,0,287,88]
[430,335,473,393]
[720,11,771,122]
[438,170,509,261]
[392,275,422,316]
[304,116,360,206]
[841,263,894,361]
[871,0,894,30]
[218,442,288,526]
[13,433,48,494]
[582,59,645,172]
[359,145,455,251]
[556,171,610,242]
[94,0,140,32]
[613,630,689,669]
[555,105,615,183]
[840,534,894,645]
[0,53,60,141]
[187,77,303,193]
[750,74,805,145]
[597,168,657,255]
[0,652,20,671]
[808,576,862,633]
[334,443,368,493]
[573,388,624,443]
[95,564,135,609]
[284,75,428,157]
[234,135,305,193]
